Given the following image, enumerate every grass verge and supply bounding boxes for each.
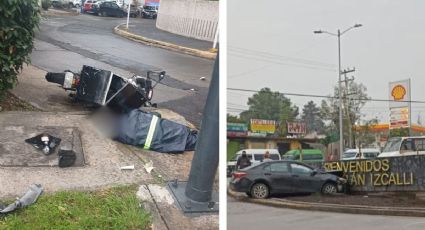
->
[0,185,151,230]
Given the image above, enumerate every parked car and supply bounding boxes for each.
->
[96,2,126,17]
[141,5,158,19]
[69,0,81,8]
[227,149,281,177]
[282,149,324,163]
[229,160,347,199]
[126,4,140,18]
[342,148,380,160]
[379,136,425,158]
[83,0,98,14]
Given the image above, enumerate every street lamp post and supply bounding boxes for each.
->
[314,24,362,160]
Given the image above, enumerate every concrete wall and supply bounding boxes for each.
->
[156,0,218,42]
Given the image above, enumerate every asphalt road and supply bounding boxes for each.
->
[228,197,425,230]
[32,14,214,126]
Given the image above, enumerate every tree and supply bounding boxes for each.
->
[353,118,379,148]
[320,80,370,148]
[0,0,40,92]
[390,128,409,137]
[227,113,244,123]
[301,101,325,134]
[239,88,299,135]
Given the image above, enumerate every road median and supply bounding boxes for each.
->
[113,24,217,60]
[228,188,425,217]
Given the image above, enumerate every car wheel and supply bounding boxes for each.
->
[250,183,269,199]
[321,182,337,195]
[102,11,107,17]
[75,4,80,8]
[98,11,102,16]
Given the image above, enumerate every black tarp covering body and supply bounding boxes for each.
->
[116,109,197,153]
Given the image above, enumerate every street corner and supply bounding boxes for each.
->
[136,184,219,230]
[113,24,217,60]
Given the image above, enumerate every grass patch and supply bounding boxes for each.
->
[0,185,151,230]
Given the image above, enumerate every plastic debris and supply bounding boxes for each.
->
[25,133,61,155]
[0,184,43,215]
[199,77,206,80]
[120,165,135,170]
[144,160,155,174]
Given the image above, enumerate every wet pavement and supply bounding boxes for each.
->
[228,197,425,230]
[33,14,214,126]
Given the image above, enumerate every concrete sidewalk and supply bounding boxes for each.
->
[115,19,217,59]
[126,19,213,51]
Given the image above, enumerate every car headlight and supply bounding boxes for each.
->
[337,177,347,184]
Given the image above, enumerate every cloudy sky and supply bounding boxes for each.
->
[227,0,425,124]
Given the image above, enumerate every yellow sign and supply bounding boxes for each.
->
[250,119,276,134]
[324,159,414,187]
[391,84,406,101]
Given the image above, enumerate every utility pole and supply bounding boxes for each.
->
[314,23,362,159]
[341,68,355,148]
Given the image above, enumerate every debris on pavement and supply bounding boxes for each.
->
[25,133,61,155]
[116,109,198,153]
[199,77,206,80]
[120,165,135,170]
[144,161,154,174]
[0,184,43,215]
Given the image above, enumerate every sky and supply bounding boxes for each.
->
[227,0,425,124]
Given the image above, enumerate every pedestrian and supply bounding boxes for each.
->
[236,151,251,170]
[262,151,272,162]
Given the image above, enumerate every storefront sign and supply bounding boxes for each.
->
[227,123,248,132]
[250,119,276,134]
[323,155,425,192]
[287,121,306,134]
[227,131,247,138]
[247,131,267,137]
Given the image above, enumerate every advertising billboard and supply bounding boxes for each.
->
[287,121,306,134]
[389,79,411,129]
[250,119,276,134]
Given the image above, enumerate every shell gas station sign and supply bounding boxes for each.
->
[389,79,411,129]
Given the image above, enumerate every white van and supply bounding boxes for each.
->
[227,149,281,177]
[343,148,380,160]
[378,136,425,158]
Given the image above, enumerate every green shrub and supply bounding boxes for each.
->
[0,0,40,92]
[42,0,51,10]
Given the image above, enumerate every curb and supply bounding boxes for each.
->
[228,188,425,217]
[113,24,216,60]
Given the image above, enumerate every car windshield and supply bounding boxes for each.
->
[144,5,156,11]
[382,138,402,152]
[343,151,357,158]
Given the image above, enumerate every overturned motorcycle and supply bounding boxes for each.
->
[45,65,197,153]
[45,65,165,112]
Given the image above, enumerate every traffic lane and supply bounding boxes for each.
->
[37,15,213,88]
[228,198,425,230]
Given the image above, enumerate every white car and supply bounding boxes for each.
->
[379,136,425,158]
[342,148,380,160]
[227,149,281,177]
[69,0,81,8]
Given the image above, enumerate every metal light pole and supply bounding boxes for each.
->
[314,24,362,159]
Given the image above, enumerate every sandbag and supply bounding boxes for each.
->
[116,109,197,153]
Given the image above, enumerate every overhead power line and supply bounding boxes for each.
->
[227,88,425,104]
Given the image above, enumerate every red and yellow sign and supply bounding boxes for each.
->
[391,84,406,101]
